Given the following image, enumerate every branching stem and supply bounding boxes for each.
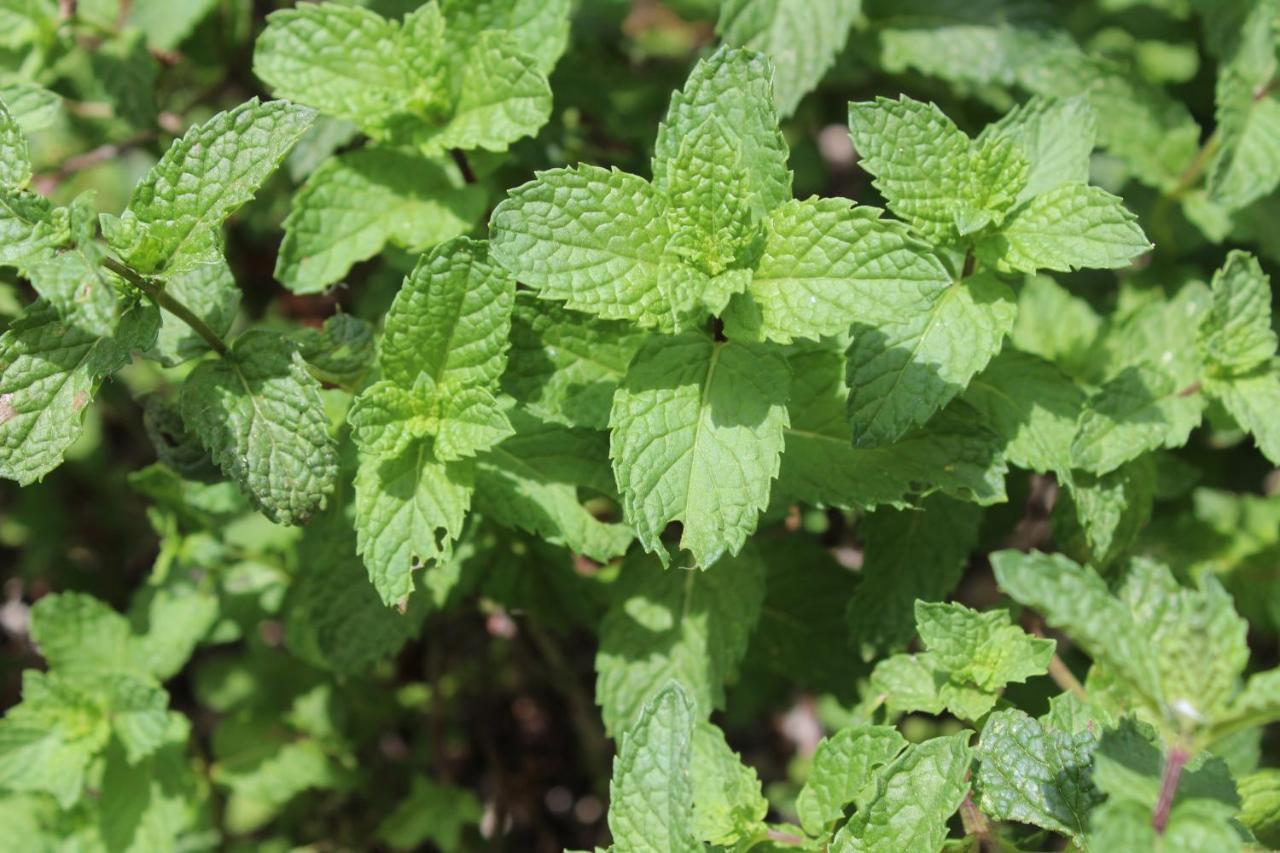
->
[101,256,231,358]
[1152,743,1191,833]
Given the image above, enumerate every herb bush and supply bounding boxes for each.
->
[1,0,1280,850]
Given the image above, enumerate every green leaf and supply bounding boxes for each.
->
[976,183,1151,274]
[1208,367,1280,465]
[716,0,863,116]
[1207,1,1280,211]
[0,82,61,134]
[690,721,768,845]
[871,601,1053,720]
[991,550,1163,717]
[353,442,473,607]
[1238,769,1280,848]
[434,385,513,461]
[962,348,1085,479]
[0,99,30,187]
[661,115,762,277]
[276,148,486,294]
[112,99,315,275]
[848,496,982,660]
[0,671,111,807]
[284,468,428,675]
[438,0,571,74]
[831,733,973,852]
[979,95,1096,201]
[128,0,220,51]
[0,301,129,485]
[846,271,1016,447]
[148,255,239,367]
[974,709,1102,838]
[1055,457,1157,568]
[595,549,765,736]
[376,776,483,852]
[490,164,688,332]
[847,95,977,243]
[29,592,137,678]
[501,294,646,430]
[1199,250,1277,374]
[474,409,633,563]
[293,313,376,387]
[1070,363,1204,475]
[607,684,700,853]
[726,197,952,344]
[0,187,64,269]
[379,238,515,391]
[254,3,553,154]
[609,334,789,567]
[778,345,1008,509]
[180,330,338,525]
[654,46,792,219]
[795,724,907,836]
[1010,274,1101,376]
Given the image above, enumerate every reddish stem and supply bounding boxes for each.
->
[1152,745,1190,833]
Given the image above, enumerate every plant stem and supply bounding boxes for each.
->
[1152,743,1191,833]
[1047,654,1089,702]
[101,256,231,358]
[959,790,995,851]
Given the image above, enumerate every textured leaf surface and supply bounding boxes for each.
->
[1209,368,1280,465]
[380,239,515,390]
[595,549,765,736]
[779,346,1007,509]
[1199,250,1276,373]
[653,47,791,217]
[115,99,314,274]
[977,183,1150,273]
[975,709,1101,837]
[609,334,789,567]
[716,0,862,115]
[846,272,1015,447]
[353,442,472,608]
[277,149,485,294]
[795,724,906,836]
[730,197,951,344]
[0,99,29,187]
[501,294,646,430]
[0,301,128,485]
[1070,363,1204,475]
[962,349,1084,478]
[847,96,974,243]
[490,165,685,331]
[991,550,1163,715]
[474,409,633,562]
[180,330,337,525]
[981,95,1096,201]
[831,733,972,851]
[149,256,239,367]
[607,685,700,853]
[689,721,768,845]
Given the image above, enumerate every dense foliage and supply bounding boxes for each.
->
[1,0,1280,850]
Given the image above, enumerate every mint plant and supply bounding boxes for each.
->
[2,1,1280,850]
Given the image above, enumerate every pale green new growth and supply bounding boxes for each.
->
[350,238,514,605]
[254,1,562,154]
